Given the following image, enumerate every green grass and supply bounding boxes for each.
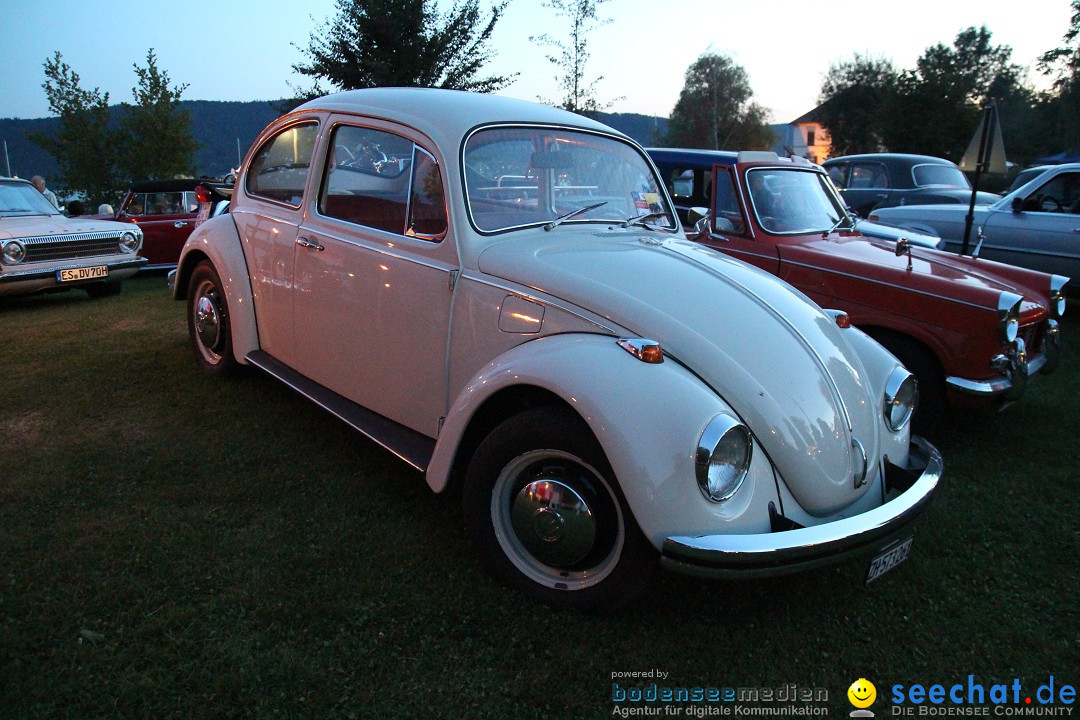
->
[1,275,1076,719]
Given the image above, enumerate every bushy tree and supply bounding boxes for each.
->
[665,52,773,151]
[30,52,122,205]
[817,54,896,156]
[531,0,619,115]
[1038,0,1080,153]
[120,49,198,181]
[293,0,514,97]
[882,26,1024,160]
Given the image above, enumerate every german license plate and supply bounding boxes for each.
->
[57,266,108,283]
[866,536,913,584]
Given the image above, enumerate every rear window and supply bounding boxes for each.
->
[912,164,968,189]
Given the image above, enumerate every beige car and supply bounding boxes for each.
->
[0,177,146,298]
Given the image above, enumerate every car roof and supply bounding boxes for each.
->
[294,87,626,147]
[1,176,34,185]
[823,153,956,166]
[646,148,739,167]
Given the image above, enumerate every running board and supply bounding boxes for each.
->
[246,350,435,472]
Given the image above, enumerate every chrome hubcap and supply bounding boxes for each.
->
[491,449,624,591]
[511,479,596,567]
[195,293,221,350]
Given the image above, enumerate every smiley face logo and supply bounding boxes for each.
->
[848,678,877,708]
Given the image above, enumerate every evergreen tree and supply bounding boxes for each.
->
[120,49,198,181]
[293,0,514,98]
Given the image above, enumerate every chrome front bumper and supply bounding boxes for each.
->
[946,320,1062,400]
[0,256,148,295]
[661,436,942,578]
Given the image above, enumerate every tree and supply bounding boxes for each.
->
[531,0,619,115]
[882,26,1024,160]
[293,0,514,97]
[665,52,773,151]
[1038,0,1080,153]
[120,49,198,181]
[817,54,896,156]
[30,51,122,205]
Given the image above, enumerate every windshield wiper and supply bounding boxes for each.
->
[823,214,854,237]
[620,211,669,230]
[544,201,608,231]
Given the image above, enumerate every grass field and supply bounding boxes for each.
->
[1,274,1076,719]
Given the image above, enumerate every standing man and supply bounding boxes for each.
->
[31,175,60,210]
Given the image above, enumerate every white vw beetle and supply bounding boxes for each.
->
[170,89,941,609]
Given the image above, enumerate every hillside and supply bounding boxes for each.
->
[1,100,668,182]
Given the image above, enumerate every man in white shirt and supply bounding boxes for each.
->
[31,175,60,210]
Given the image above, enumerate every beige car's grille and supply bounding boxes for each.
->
[21,231,124,263]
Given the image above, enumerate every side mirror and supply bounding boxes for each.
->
[687,206,711,239]
[895,237,913,272]
[1012,196,1024,214]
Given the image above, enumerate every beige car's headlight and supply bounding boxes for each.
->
[119,231,140,253]
[2,240,25,265]
[696,414,752,502]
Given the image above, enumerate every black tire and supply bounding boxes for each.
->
[463,406,656,611]
[186,261,238,376]
[872,333,945,436]
[85,281,122,299]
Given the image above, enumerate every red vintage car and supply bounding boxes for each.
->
[648,148,1068,431]
[94,179,201,269]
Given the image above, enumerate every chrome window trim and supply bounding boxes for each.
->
[459,122,676,237]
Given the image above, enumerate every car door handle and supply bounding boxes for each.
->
[296,236,324,251]
[173,221,188,228]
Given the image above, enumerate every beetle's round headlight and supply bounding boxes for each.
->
[2,240,26,265]
[119,231,139,253]
[696,415,752,502]
[883,367,919,432]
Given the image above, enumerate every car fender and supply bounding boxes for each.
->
[427,333,783,547]
[172,213,258,365]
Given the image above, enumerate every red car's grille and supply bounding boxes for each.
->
[22,232,123,262]
[1020,320,1043,355]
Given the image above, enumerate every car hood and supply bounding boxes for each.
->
[0,215,131,241]
[477,230,881,516]
[786,234,1050,321]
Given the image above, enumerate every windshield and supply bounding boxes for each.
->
[463,126,675,233]
[0,181,63,217]
[912,164,969,189]
[746,168,847,234]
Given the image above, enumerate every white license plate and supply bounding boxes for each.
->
[866,536,913,584]
[57,266,108,283]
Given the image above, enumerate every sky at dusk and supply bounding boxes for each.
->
[0,0,1072,124]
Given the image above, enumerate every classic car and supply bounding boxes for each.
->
[870,163,1080,281]
[1005,165,1052,195]
[0,176,146,298]
[823,153,999,218]
[169,88,941,609]
[647,148,1066,432]
[93,179,202,268]
[665,152,943,249]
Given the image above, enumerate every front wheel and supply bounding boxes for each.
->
[463,406,655,611]
[186,261,238,375]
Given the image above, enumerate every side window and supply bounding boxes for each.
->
[127,193,148,215]
[407,147,447,239]
[321,125,413,234]
[712,168,746,235]
[1025,172,1080,214]
[145,192,184,215]
[849,163,889,189]
[671,168,694,198]
[826,164,846,187]
[246,122,319,207]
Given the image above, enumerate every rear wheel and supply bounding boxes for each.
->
[187,261,237,375]
[463,406,655,611]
